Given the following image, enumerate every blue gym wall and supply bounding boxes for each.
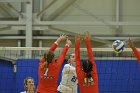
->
[0,59,140,93]
[0,59,16,93]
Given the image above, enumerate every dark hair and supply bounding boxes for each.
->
[82,60,93,78]
[44,51,55,63]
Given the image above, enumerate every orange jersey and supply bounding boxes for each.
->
[36,43,69,93]
[75,39,99,93]
[132,47,140,63]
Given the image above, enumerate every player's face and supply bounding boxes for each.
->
[26,79,35,91]
[69,53,76,66]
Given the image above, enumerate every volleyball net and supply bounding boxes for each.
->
[0,47,140,93]
[0,47,137,60]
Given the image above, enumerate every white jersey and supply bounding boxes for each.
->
[57,63,77,93]
[20,91,26,93]
[20,91,36,93]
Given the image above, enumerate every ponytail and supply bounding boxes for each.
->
[82,60,93,79]
[86,72,92,78]
[44,50,55,63]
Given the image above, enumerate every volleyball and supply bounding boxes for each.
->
[112,40,125,53]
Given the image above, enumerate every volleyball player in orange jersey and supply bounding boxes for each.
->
[36,34,72,93]
[128,38,140,63]
[75,32,99,93]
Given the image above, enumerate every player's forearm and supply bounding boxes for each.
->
[50,35,67,51]
[57,44,69,66]
[49,42,58,51]
[132,47,140,63]
[61,44,69,57]
[85,39,95,65]
[75,41,81,67]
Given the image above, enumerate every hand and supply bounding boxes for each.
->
[128,38,134,48]
[83,31,91,40]
[66,39,72,46]
[75,34,82,42]
[56,34,68,44]
[28,84,35,93]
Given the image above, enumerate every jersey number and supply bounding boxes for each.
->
[83,77,94,86]
[71,76,76,82]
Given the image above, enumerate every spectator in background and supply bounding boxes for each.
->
[20,77,35,93]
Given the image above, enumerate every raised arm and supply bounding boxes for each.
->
[57,39,72,67]
[49,34,68,51]
[84,32,98,81]
[75,34,82,72]
[128,39,140,63]
[40,34,68,69]
[83,32,95,65]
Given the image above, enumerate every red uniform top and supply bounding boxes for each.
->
[132,47,140,63]
[75,39,99,93]
[36,43,69,93]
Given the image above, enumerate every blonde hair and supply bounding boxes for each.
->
[24,77,34,90]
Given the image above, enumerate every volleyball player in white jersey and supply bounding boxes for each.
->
[57,53,77,93]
